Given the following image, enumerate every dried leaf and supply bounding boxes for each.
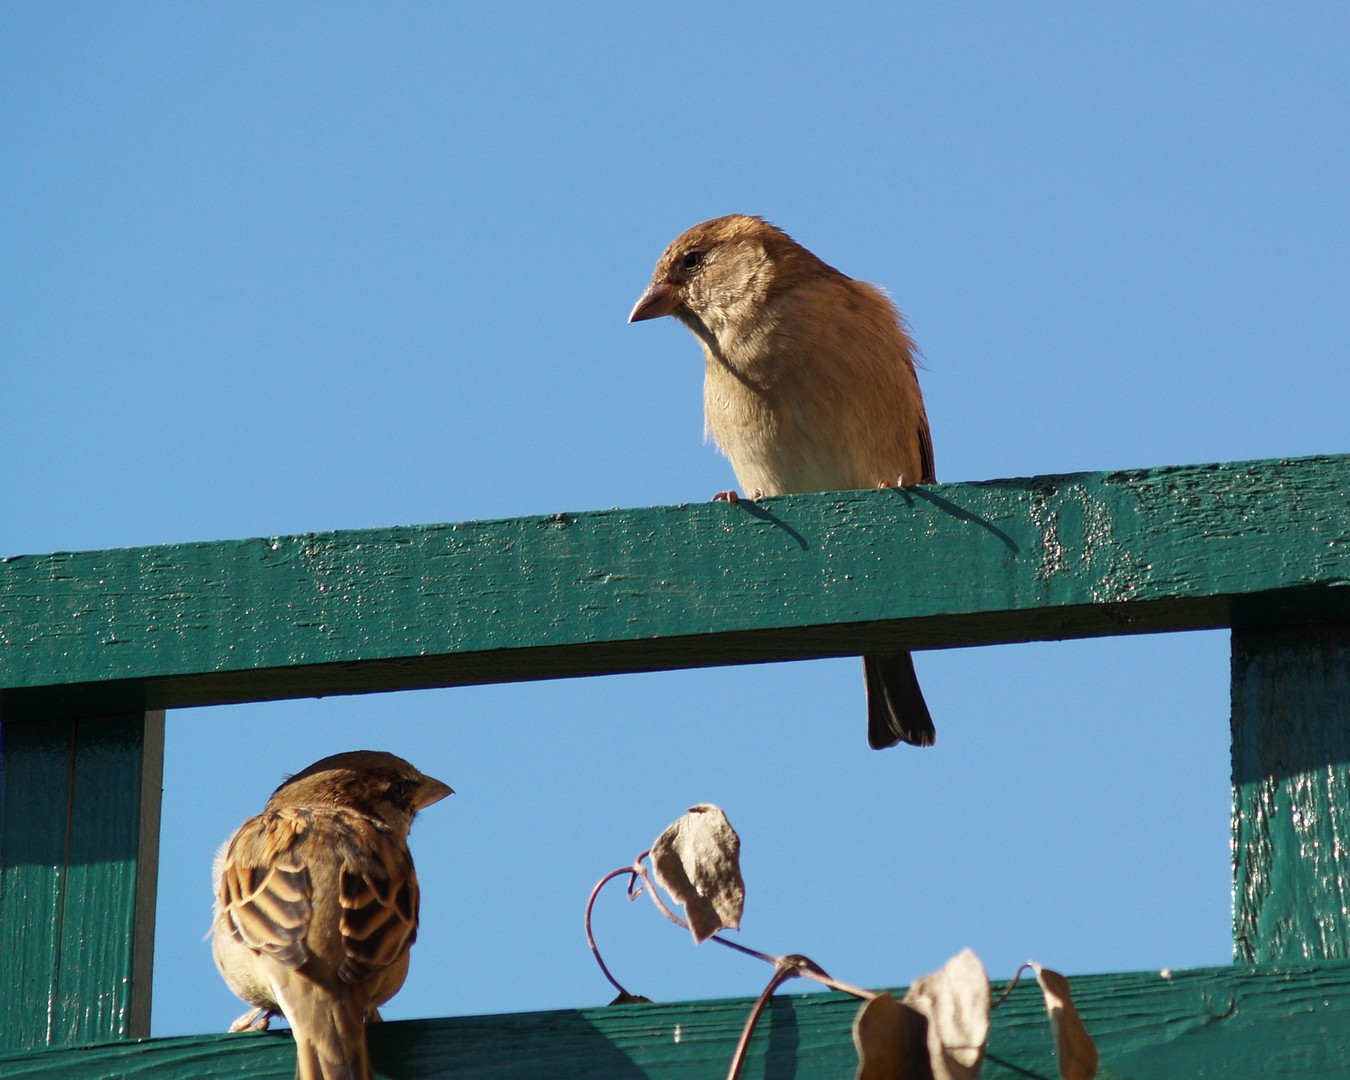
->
[649,804,744,943]
[853,993,934,1080]
[903,948,990,1080]
[608,990,653,1005]
[1033,965,1098,1080]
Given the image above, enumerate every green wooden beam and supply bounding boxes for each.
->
[1232,625,1350,963]
[2,455,1347,719]
[1,961,1348,1077]
[0,712,163,1051]
[0,454,1347,1068]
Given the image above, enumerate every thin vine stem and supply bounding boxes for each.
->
[721,954,876,1080]
[990,962,1034,1010]
[632,856,877,999]
[725,960,799,1080]
[590,848,877,1023]
[585,864,643,1000]
[706,932,780,967]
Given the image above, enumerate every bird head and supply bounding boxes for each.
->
[268,749,453,835]
[629,214,833,352]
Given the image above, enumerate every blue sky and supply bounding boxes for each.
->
[3,4,1347,1040]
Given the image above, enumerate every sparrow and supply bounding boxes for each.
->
[212,750,453,1080]
[629,214,936,749]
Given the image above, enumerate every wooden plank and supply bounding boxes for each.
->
[1233,625,1350,963]
[0,712,164,1050]
[2,455,1347,719]
[0,718,72,1049]
[1,961,1348,1077]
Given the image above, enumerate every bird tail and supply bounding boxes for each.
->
[863,652,936,749]
[291,999,372,1080]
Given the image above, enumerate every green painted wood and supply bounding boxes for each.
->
[0,712,164,1050]
[0,454,1347,1069]
[2,455,1347,719]
[1232,625,1350,964]
[0,962,1347,1077]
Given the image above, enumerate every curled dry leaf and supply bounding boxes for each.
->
[853,993,934,1080]
[903,948,990,1080]
[649,804,744,943]
[1032,965,1098,1080]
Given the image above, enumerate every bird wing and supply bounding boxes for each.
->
[218,805,420,986]
[217,806,316,969]
[333,811,421,985]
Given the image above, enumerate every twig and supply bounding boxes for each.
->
[990,962,1034,1010]
[725,958,801,1080]
[633,861,693,931]
[789,964,878,1001]
[585,865,643,999]
[721,954,874,1080]
[635,857,876,998]
[707,932,782,967]
[596,848,877,1026]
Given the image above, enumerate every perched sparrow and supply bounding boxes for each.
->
[212,750,452,1080]
[630,214,936,749]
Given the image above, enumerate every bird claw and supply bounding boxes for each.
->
[877,475,907,489]
[229,1006,274,1032]
[712,488,764,504]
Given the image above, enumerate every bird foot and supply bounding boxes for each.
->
[229,1007,274,1032]
[877,475,908,489]
[712,488,764,503]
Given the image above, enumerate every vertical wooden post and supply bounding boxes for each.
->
[1232,625,1350,963]
[0,711,164,1050]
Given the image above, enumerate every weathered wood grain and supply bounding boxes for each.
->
[0,713,163,1049]
[2,962,1348,1078]
[2,454,1348,1069]
[2,455,1347,719]
[1233,626,1350,964]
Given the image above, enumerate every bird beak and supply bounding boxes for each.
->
[416,776,454,809]
[628,280,680,323]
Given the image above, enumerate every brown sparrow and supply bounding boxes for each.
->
[212,750,452,1079]
[630,214,936,749]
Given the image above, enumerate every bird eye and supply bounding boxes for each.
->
[681,250,704,270]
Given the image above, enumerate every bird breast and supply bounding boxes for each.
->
[700,277,926,497]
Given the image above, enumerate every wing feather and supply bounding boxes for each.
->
[334,813,420,985]
[217,807,316,970]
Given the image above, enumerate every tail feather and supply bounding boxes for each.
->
[290,998,372,1080]
[863,652,936,749]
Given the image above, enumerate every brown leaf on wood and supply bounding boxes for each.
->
[649,804,744,943]
[1033,965,1098,1080]
[903,948,990,1080]
[853,993,935,1080]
